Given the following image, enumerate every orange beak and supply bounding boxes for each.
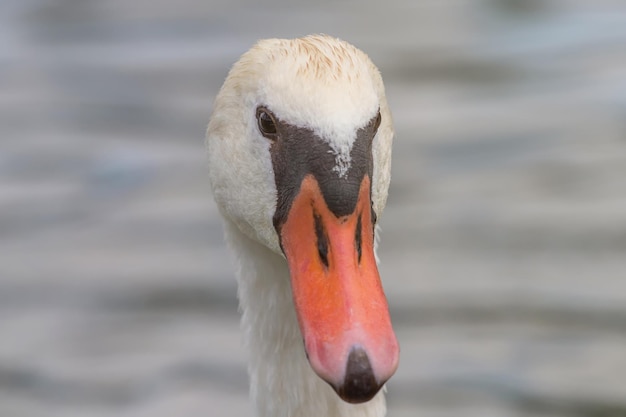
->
[279,174,399,403]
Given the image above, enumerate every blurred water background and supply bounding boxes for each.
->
[2,0,626,416]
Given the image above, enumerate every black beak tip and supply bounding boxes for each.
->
[335,347,383,404]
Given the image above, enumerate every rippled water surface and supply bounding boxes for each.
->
[2,1,626,416]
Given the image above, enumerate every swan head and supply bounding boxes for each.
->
[207,34,398,404]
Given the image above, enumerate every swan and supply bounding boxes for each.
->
[206,34,399,417]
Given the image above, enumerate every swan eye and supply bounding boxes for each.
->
[256,108,278,139]
[373,111,382,134]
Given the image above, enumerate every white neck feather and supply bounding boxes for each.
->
[223,219,387,417]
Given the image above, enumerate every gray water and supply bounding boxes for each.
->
[2,1,626,416]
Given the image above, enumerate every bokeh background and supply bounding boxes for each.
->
[2,1,626,416]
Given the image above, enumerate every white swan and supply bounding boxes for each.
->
[206,34,399,417]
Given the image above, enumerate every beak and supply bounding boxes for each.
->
[279,174,399,404]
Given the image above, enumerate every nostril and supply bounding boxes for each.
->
[314,212,329,268]
[355,213,362,263]
[336,347,381,404]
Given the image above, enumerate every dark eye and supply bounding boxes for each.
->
[373,111,382,134]
[256,107,278,139]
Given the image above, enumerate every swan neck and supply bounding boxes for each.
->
[223,219,387,417]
